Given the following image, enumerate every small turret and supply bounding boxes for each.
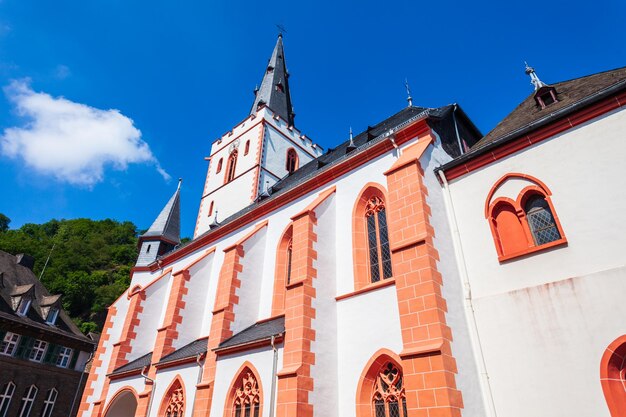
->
[136,180,182,266]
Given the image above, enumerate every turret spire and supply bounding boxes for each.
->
[405,78,413,107]
[525,62,546,91]
[250,34,295,126]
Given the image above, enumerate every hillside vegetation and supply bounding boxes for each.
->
[0,215,138,333]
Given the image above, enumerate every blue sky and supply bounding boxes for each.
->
[0,0,624,238]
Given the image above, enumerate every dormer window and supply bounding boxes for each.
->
[534,87,558,109]
[45,308,59,325]
[17,299,31,316]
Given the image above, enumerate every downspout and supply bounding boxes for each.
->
[452,104,465,155]
[141,367,156,417]
[68,349,94,417]
[387,133,402,157]
[190,353,205,417]
[437,169,498,417]
[268,334,280,417]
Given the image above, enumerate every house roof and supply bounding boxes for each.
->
[0,250,93,347]
[475,65,626,148]
[157,338,208,365]
[216,316,285,351]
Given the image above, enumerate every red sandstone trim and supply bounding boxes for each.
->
[335,278,396,301]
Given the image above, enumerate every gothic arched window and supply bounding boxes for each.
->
[372,363,408,417]
[231,370,261,417]
[216,158,223,173]
[161,383,184,417]
[524,194,561,246]
[286,148,298,174]
[364,196,392,283]
[244,140,250,156]
[271,225,293,316]
[225,150,238,183]
[286,238,293,285]
[0,382,15,417]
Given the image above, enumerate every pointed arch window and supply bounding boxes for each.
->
[372,363,408,417]
[0,382,15,417]
[161,381,185,417]
[18,385,37,417]
[272,225,293,316]
[232,371,261,417]
[244,140,250,156]
[208,201,215,218]
[365,196,392,283]
[286,238,293,285]
[286,149,298,174]
[225,150,238,183]
[40,389,57,417]
[216,158,223,174]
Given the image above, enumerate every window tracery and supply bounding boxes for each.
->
[372,363,408,417]
[163,386,184,417]
[232,372,261,417]
[365,196,392,282]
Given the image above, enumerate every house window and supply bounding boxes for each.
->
[365,196,392,283]
[17,299,31,316]
[244,140,250,156]
[40,389,57,417]
[17,385,37,417]
[162,384,184,417]
[28,340,47,363]
[372,363,408,417]
[0,382,15,417]
[231,371,261,417]
[524,195,561,245]
[286,149,298,174]
[45,308,59,325]
[55,347,72,368]
[225,150,238,183]
[486,174,566,261]
[0,332,20,356]
[216,158,223,173]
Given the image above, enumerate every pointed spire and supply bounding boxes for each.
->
[142,181,181,244]
[250,34,295,126]
[405,78,413,107]
[525,62,546,91]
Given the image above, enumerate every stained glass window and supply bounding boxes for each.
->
[371,363,407,417]
[525,195,561,246]
[365,196,393,283]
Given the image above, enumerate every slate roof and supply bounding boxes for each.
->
[141,183,181,244]
[110,352,152,376]
[251,35,294,126]
[216,316,285,351]
[0,250,93,346]
[157,338,208,365]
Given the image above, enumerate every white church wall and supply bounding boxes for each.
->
[309,195,338,416]
[105,376,146,411]
[149,364,201,417]
[174,252,216,349]
[231,228,268,335]
[336,285,403,417]
[421,135,487,417]
[262,124,316,179]
[209,345,284,417]
[446,107,626,416]
[129,272,170,361]
[84,291,131,415]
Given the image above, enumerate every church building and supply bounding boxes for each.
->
[77,35,626,417]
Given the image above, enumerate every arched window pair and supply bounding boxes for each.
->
[486,174,566,261]
[353,185,393,289]
[357,353,408,417]
[225,365,262,417]
[286,148,298,174]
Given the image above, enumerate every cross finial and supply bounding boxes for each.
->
[405,78,413,107]
[349,126,354,147]
[177,178,182,191]
[276,24,287,37]
[524,61,546,91]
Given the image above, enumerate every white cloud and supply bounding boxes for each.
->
[1,80,170,186]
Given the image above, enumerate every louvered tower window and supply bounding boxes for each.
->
[365,196,393,282]
[226,150,238,183]
[286,148,298,174]
[525,195,561,245]
[373,363,408,417]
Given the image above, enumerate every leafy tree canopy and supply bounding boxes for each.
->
[0,217,139,333]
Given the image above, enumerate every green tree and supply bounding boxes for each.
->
[0,214,10,232]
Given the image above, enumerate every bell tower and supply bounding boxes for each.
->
[194,35,323,237]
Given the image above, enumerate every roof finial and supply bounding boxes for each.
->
[525,62,546,91]
[349,126,354,147]
[177,178,182,191]
[405,78,413,107]
[276,24,287,38]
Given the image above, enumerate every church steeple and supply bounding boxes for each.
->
[136,180,181,266]
[250,34,295,126]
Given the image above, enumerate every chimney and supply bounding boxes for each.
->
[16,254,35,271]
